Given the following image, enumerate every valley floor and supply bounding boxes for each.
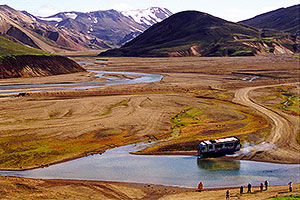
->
[0,55,299,198]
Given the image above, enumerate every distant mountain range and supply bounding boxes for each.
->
[0,5,172,53]
[0,4,298,57]
[22,7,173,46]
[100,10,299,57]
[0,5,109,53]
[0,5,172,79]
[240,5,300,36]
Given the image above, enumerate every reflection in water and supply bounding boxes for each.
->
[197,158,241,171]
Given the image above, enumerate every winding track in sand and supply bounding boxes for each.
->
[233,82,300,163]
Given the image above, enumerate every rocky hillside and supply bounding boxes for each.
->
[99,11,299,57]
[0,5,109,53]
[0,55,86,79]
[26,7,172,46]
[240,5,300,36]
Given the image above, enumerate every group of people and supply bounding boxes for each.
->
[198,180,293,199]
[243,180,269,194]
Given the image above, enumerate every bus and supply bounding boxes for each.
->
[198,137,241,158]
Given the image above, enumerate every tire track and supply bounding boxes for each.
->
[233,82,300,162]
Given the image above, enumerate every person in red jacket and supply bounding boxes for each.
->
[260,183,264,192]
[198,182,203,192]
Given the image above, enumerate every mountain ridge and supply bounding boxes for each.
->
[22,7,173,46]
[239,5,300,36]
[0,5,172,52]
[0,5,109,52]
[0,6,87,79]
[99,10,299,57]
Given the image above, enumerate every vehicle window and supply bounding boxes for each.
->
[225,143,233,147]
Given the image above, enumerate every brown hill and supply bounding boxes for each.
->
[0,5,109,53]
[0,55,86,79]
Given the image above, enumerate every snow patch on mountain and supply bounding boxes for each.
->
[65,12,77,19]
[30,16,36,21]
[121,7,172,27]
[129,24,143,32]
[37,16,63,22]
[93,17,98,23]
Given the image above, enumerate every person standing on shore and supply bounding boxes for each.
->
[240,186,243,194]
[198,182,203,192]
[288,182,293,192]
[265,180,269,191]
[247,183,252,193]
[226,190,230,199]
[260,183,264,192]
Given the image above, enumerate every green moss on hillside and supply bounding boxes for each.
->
[0,36,49,57]
[266,195,300,200]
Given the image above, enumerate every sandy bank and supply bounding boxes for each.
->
[0,176,298,200]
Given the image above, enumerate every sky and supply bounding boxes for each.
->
[0,0,298,22]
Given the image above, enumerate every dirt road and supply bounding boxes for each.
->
[233,82,300,163]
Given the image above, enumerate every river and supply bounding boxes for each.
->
[0,143,299,188]
[0,70,164,94]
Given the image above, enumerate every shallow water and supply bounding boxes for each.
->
[1,144,299,188]
[0,70,163,94]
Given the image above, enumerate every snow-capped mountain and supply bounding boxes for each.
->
[121,7,173,27]
[21,7,173,46]
[26,11,81,23]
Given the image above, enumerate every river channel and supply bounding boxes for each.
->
[0,144,299,188]
[0,70,163,94]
